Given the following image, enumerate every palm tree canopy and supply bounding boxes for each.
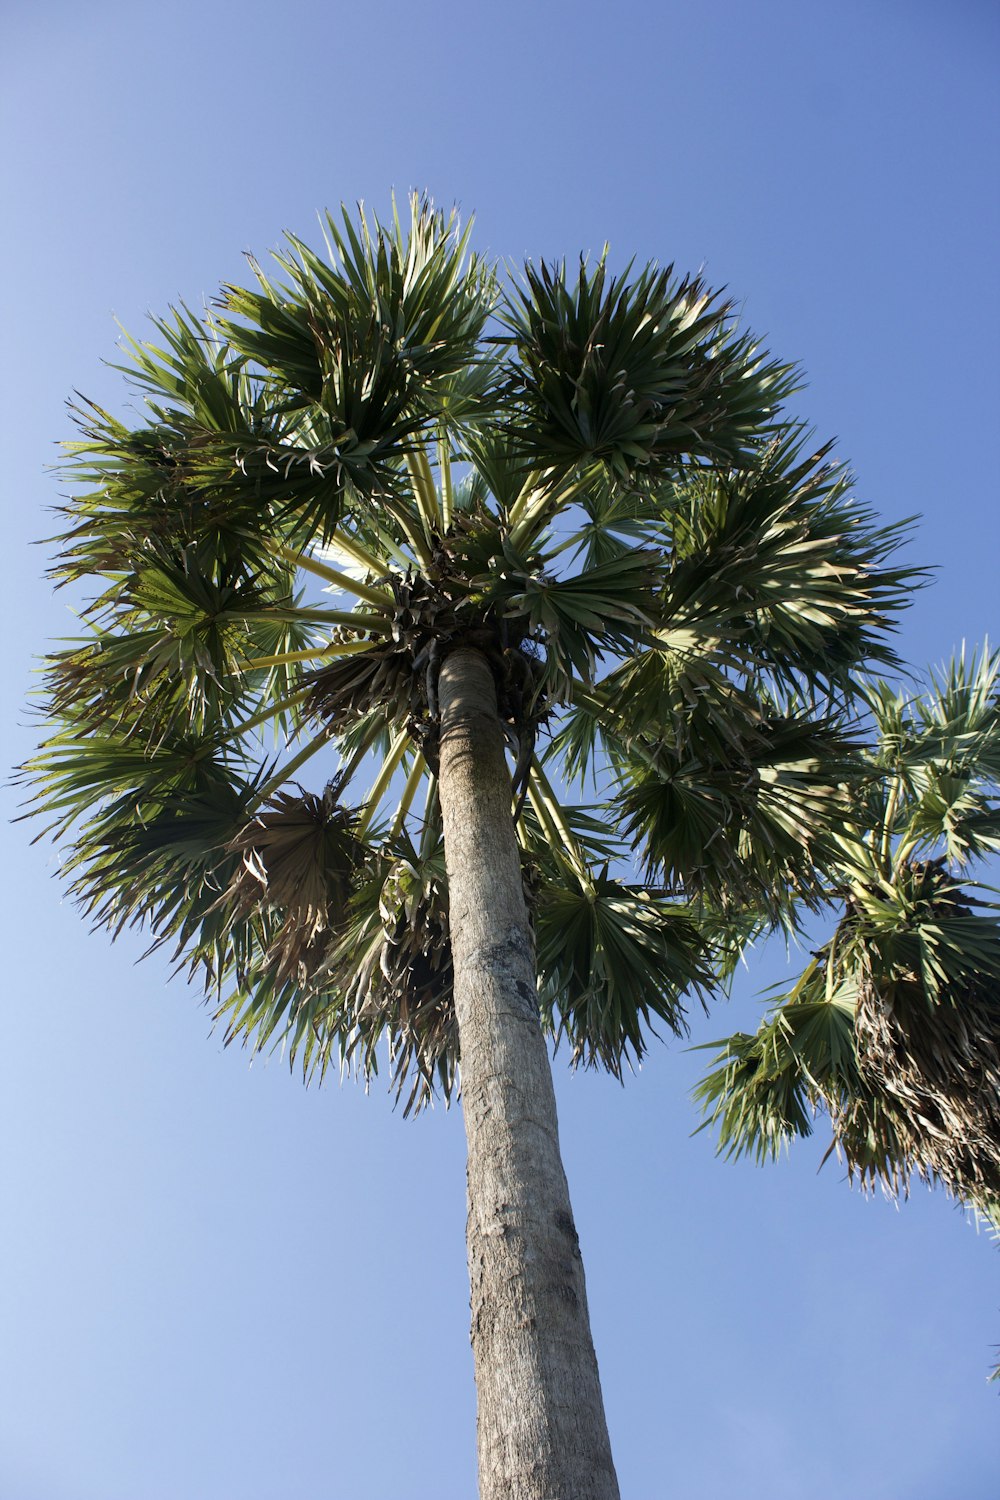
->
[695,646,1000,1227]
[24,196,918,1112]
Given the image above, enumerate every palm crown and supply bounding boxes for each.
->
[696,647,1000,1227]
[27,196,917,1114]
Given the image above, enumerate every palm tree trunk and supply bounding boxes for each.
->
[437,647,620,1500]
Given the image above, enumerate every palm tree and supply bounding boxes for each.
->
[695,647,1000,1251]
[24,196,924,1498]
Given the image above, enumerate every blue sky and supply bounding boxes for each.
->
[2,2,998,1496]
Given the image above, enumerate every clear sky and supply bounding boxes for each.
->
[2,2,998,1496]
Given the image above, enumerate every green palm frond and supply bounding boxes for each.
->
[693,979,864,1164]
[850,862,1000,1213]
[546,645,756,791]
[462,427,535,516]
[902,766,1000,867]
[534,864,713,1074]
[21,719,254,834]
[559,479,660,569]
[500,549,661,696]
[660,432,918,690]
[917,647,1000,777]
[216,195,495,533]
[42,556,322,740]
[598,638,755,757]
[53,391,280,589]
[25,739,261,984]
[107,306,371,557]
[501,257,796,480]
[620,705,861,924]
[864,647,1000,868]
[696,874,1000,1223]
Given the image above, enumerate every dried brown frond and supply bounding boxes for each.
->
[223,787,362,989]
[846,861,1000,1217]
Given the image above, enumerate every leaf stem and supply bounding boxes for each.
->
[406,444,441,539]
[250,606,391,633]
[438,431,454,533]
[508,468,598,552]
[390,751,428,838]
[382,497,435,571]
[248,729,332,812]
[243,639,378,670]
[418,776,440,860]
[527,757,592,885]
[270,541,395,607]
[316,529,402,578]
[335,720,386,793]
[229,686,311,738]
[880,768,903,877]
[355,730,410,837]
[505,468,545,532]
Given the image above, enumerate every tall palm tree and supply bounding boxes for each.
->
[695,647,1000,1247]
[24,197,923,1498]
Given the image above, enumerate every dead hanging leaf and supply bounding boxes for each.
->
[843,861,1000,1217]
[222,787,363,987]
[306,642,412,729]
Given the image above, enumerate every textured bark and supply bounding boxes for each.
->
[437,648,620,1500]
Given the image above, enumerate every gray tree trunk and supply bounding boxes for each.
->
[437,647,620,1500]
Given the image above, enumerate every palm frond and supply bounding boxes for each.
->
[660,432,919,691]
[863,647,1000,868]
[500,549,660,695]
[221,786,365,990]
[620,704,862,925]
[215,194,495,544]
[693,978,865,1163]
[323,829,457,1114]
[501,256,796,480]
[534,864,713,1074]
